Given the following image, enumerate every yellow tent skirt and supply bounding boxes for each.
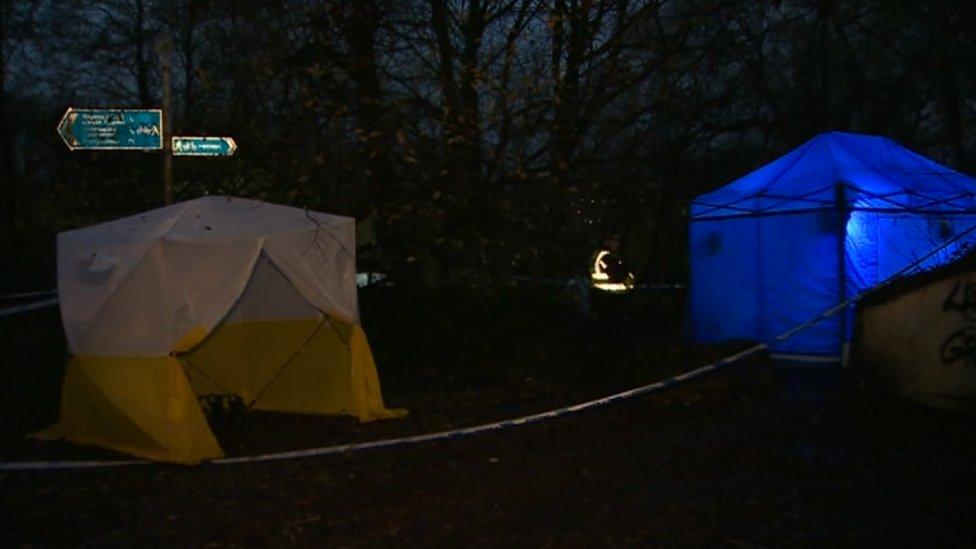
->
[35,319,405,464]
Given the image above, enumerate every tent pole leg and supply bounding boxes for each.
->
[836,183,848,365]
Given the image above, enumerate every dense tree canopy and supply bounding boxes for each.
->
[1,0,974,289]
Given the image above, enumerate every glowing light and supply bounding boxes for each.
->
[591,251,611,281]
[592,281,632,292]
[589,249,635,292]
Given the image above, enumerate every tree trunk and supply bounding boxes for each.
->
[817,0,832,131]
[430,0,459,184]
[935,3,965,168]
[0,0,21,287]
[552,0,594,185]
[457,0,484,186]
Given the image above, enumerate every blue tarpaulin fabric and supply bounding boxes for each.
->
[690,132,976,356]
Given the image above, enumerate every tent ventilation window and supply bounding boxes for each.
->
[706,232,722,256]
[937,219,953,241]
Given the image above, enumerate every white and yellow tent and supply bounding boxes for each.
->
[38,196,404,464]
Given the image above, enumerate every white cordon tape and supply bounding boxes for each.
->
[215,344,766,465]
[0,289,57,301]
[2,224,974,471]
[0,297,60,318]
[508,274,577,286]
[0,458,147,471]
[0,343,767,471]
[508,274,686,290]
[635,284,687,290]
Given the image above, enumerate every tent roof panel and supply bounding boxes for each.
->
[692,132,976,219]
[57,196,359,355]
[59,195,353,247]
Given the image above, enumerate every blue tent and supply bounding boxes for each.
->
[689,131,976,360]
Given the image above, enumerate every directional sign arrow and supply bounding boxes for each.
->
[57,108,163,150]
[172,136,237,157]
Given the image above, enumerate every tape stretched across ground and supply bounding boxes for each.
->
[0,297,60,318]
[0,344,762,471]
[0,289,58,301]
[2,223,974,471]
[508,274,686,290]
[0,276,690,319]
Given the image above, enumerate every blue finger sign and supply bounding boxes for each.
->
[172,136,237,157]
[57,108,163,150]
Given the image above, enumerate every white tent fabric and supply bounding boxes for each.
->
[57,196,358,356]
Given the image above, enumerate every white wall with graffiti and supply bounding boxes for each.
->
[854,266,976,409]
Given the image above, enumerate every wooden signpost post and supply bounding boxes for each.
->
[57,106,237,205]
[57,35,236,206]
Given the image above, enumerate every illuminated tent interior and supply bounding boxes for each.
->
[37,196,404,464]
[689,131,976,361]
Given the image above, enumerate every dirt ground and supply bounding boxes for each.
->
[2,286,975,546]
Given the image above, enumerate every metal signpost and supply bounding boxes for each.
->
[158,36,174,204]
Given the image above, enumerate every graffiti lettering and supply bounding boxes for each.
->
[942,280,976,321]
[940,279,976,367]
[940,324,976,367]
